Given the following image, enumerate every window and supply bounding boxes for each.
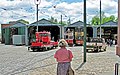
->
[39,33,49,37]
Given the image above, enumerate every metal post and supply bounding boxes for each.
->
[61,14,62,39]
[115,63,119,75]
[25,26,28,46]
[100,0,101,38]
[83,0,86,62]
[36,4,39,32]
[34,0,41,32]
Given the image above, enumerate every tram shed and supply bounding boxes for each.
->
[25,19,63,45]
[1,19,64,45]
[1,19,118,45]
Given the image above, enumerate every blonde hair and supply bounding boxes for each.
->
[58,39,68,47]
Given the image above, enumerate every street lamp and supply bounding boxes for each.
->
[34,0,41,32]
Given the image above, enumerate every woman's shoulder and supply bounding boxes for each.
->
[66,48,72,53]
[68,50,72,53]
[66,48,71,51]
[56,48,64,52]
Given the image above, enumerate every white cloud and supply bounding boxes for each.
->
[0,0,118,33]
[86,0,118,16]
[0,0,118,24]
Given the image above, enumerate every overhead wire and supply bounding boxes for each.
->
[0,0,60,21]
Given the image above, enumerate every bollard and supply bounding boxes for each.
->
[115,63,119,75]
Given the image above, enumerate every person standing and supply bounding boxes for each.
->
[110,39,113,46]
[54,39,74,75]
[113,40,115,45]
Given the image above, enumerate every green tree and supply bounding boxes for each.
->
[17,19,29,24]
[59,21,67,26]
[109,15,115,21]
[91,16,100,25]
[48,16,68,26]
[49,16,58,24]
[102,17,110,23]
[115,17,118,22]
[54,19,58,23]
[50,16,54,22]
[91,12,117,25]
[91,11,106,25]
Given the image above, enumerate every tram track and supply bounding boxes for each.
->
[4,54,55,75]
[0,45,57,75]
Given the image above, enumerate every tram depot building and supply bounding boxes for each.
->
[1,18,118,45]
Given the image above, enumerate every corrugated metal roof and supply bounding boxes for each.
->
[2,22,26,29]
[68,21,90,27]
[29,18,61,26]
[30,18,53,25]
[9,22,26,28]
[27,24,61,26]
[101,21,118,27]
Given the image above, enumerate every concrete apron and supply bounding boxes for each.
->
[99,72,113,75]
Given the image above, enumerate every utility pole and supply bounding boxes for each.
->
[83,0,86,62]
[100,0,102,38]
[36,3,38,32]
[61,14,63,39]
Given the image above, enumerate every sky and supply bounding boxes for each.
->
[0,0,118,32]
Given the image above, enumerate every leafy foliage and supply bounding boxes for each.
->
[91,16,100,25]
[91,12,117,25]
[17,19,29,24]
[48,16,67,26]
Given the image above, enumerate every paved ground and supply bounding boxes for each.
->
[0,44,120,75]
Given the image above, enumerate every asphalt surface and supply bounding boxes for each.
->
[0,44,120,75]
